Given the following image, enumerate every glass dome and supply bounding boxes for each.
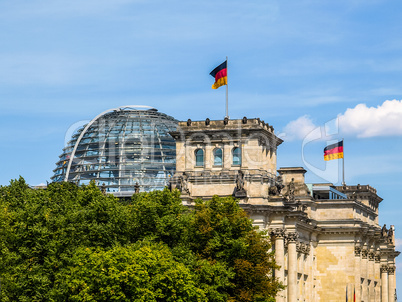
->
[51,106,178,196]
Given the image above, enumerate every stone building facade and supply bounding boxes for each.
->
[169,117,399,302]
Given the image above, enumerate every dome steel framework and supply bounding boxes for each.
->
[51,106,178,196]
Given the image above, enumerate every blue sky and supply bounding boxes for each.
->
[1,0,402,291]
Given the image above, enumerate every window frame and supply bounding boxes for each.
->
[213,147,223,166]
[195,148,204,167]
[232,147,241,166]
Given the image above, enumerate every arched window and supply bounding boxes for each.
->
[195,149,204,166]
[232,147,241,166]
[213,148,223,166]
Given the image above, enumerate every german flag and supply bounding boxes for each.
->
[324,140,343,161]
[210,60,227,89]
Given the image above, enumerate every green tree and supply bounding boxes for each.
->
[59,242,206,302]
[190,196,283,302]
[0,177,283,301]
[0,178,133,301]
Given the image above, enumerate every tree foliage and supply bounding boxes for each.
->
[0,177,283,301]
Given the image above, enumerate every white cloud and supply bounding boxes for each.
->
[395,238,402,250]
[338,99,402,137]
[282,115,317,141]
[283,99,402,141]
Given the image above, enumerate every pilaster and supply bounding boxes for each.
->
[361,248,368,301]
[287,232,298,302]
[388,265,395,302]
[374,254,381,302]
[354,246,362,302]
[381,264,389,302]
[270,228,286,302]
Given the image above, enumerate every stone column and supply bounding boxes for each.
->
[287,232,299,302]
[270,228,285,302]
[388,265,395,302]
[381,264,389,302]
[354,246,362,302]
[361,249,368,301]
[296,242,308,301]
[374,254,381,302]
[367,252,375,302]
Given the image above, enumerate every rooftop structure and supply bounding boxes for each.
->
[50,110,398,301]
[51,106,178,196]
[170,117,399,302]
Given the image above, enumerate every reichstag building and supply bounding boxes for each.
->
[52,106,399,302]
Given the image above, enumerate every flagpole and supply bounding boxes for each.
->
[342,138,345,186]
[226,56,228,118]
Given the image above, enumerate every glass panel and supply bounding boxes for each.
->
[233,147,241,165]
[195,149,204,167]
[213,148,223,166]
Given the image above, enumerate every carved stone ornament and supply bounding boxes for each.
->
[242,116,247,124]
[178,173,190,195]
[268,185,279,196]
[380,265,389,273]
[354,246,361,256]
[258,135,269,147]
[388,266,396,275]
[368,252,375,261]
[388,227,394,244]
[287,178,296,202]
[381,224,388,238]
[205,118,210,126]
[361,249,368,259]
[134,182,140,194]
[295,200,307,212]
[234,170,247,198]
[375,254,381,263]
[101,183,106,195]
[270,228,285,239]
[287,232,299,242]
[187,119,192,126]
[296,242,309,254]
[268,176,284,196]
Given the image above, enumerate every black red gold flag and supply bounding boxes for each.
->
[324,140,344,161]
[210,61,227,89]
